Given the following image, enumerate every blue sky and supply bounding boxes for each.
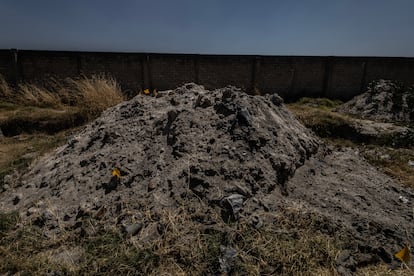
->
[1,0,413,56]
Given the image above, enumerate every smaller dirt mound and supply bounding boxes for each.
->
[337,80,414,123]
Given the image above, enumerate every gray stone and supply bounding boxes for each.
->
[221,194,244,221]
[124,223,143,236]
[270,94,284,106]
[219,246,238,274]
[3,174,13,186]
[380,154,391,160]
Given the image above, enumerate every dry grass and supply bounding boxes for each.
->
[360,146,414,189]
[17,82,62,108]
[0,130,77,189]
[357,264,414,275]
[1,93,412,274]
[288,98,414,189]
[0,74,124,189]
[1,74,124,118]
[0,74,12,98]
[0,202,345,275]
[288,99,354,138]
[65,75,124,118]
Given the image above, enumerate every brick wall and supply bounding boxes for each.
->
[150,54,197,91]
[327,58,366,100]
[19,51,79,80]
[0,50,14,81]
[1,49,414,101]
[79,52,143,95]
[256,56,295,98]
[198,55,253,91]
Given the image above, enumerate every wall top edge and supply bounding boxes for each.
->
[1,49,414,60]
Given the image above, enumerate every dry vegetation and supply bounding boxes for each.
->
[288,97,354,138]
[0,74,125,189]
[288,98,414,190]
[0,202,344,275]
[0,74,124,118]
[0,82,413,275]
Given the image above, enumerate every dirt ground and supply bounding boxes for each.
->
[1,83,414,275]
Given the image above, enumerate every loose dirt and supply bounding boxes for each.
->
[1,83,413,275]
[337,79,414,123]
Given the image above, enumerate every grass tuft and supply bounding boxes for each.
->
[297,97,343,110]
[67,75,124,119]
[0,74,12,98]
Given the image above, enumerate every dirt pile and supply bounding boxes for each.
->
[337,79,414,123]
[1,83,414,274]
[1,83,319,218]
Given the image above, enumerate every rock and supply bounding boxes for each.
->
[193,94,212,108]
[124,223,143,236]
[237,107,252,126]
[219,246,238,274]
[46,246,84,267]
[399,195,409,204]
[27,207,40,216]
[221,194,244,221]
[408,160,414,167]
[336,265,352,276]
[269,94,284,106]
[3,174,13,186]
[250,214,263,229]
[336,250,357,271]
[350,118,411,146]
[380,154,391,160]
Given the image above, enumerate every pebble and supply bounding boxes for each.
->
[124,223,143,236]
[3,174,12,185]
[27,207,40,216]
[399,195,409,204]
[380,154,391,160]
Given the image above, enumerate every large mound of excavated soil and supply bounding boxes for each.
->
[337,79,414,123]
[1,84,414,274]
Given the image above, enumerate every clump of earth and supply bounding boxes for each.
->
[1,83,414,274]
[337,79,414,123]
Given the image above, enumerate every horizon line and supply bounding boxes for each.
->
[2,48,414,59]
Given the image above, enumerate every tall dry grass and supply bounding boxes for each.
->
[17,83,62,107]
[67,75,124,117]
[0,74,125,119]
[0,74,12,98]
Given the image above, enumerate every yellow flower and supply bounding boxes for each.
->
[112,168,121,179]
